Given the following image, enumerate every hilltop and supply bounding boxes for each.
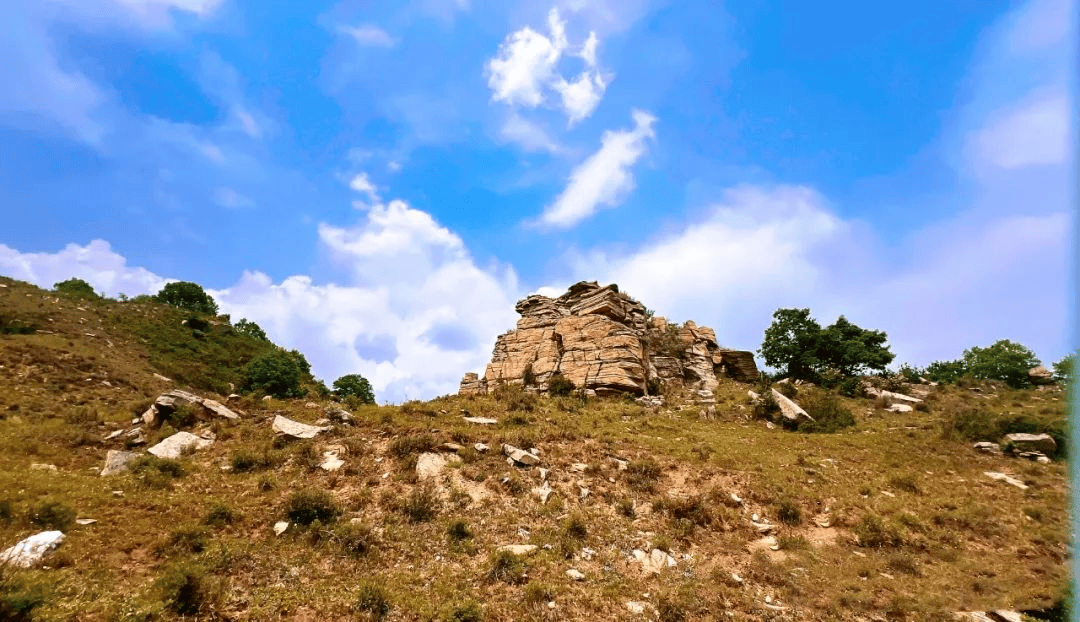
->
[0,275,1070,621]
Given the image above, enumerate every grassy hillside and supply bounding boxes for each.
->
[0,276,1069,621]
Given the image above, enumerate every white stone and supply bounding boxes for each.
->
[273,521,289,536]
[985,471,1028,490]
[0,531,65,568]
[271,415,329,439]
[566,568,585,581]
[770,389,813,422]
[30,463,57,472]
[75,518,97,526]
[533,481,553,504]
[463,416,497,425]
[474,442,489,452]
[320,451,345,472]
[416,452,448,479]
[147,431,212,459]
[503,444,540,466]
[497,544,538,556]
[885,403,913,413]
[101,450,140,476]
[626,601,647,614]
[633,548,676,574]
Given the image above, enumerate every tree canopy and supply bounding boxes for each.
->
[758,308,894,381]
[333,374,375,404]
[53,278,97,298]
[234,318,269,341]
[153,281,219,315]
[243,349,305,398]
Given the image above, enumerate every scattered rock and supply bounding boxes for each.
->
[324,408,354,425]
[633,548,676,574]
[503,444,540,466]
[636,395,664,408]
[1017,451,1050,463]
[272,415,330,440]
[770,389,813,422]
[104,429,124,441]
[497,544,538,556]
[885,403,913,413]
[579,486,590,501]
[474,442,489,453]
[438,442,464,453]
[1002,433,1056,456]
[533,481,554,504]
[148,431,212,459]
[985,471,1028,490]
[973,442,1003,455]
[273,521,289,536]
[101,450,140,476]
[566,568,585,581]
[30,463,58,472]
[463,416,498,425]
[262,396,272,402]
[1028,366,1055,385]
[416,453,449,479]
[320,450,345,472]
[75,519,97,526]
[0,531,65,568]
[729,493,743,506]
[626,601,647,614]
[152,373,172,383]
[143,390,240,427]
[569,463,588,473]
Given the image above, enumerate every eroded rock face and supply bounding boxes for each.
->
[460,281,758,396]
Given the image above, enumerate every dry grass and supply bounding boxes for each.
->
[0,276,1070,620]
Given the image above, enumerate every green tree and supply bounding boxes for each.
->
[53,277,98,298]
[1053,353,1075,384]
[234,318,269,341]
[960,339,1041,389]
[243,349,304,398]
[333,374,375,404]
[154,281,219,315]
[759,308,894,381]
[923,359,967,384]
[758,308,823,381]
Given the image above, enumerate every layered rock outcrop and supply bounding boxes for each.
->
[460,281,758,397]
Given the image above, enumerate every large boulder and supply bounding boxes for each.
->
[1003,433,1057,456]
[148,431,212,459]
[143,389,240,427]
[0,531,65,568]
[460,281,759,397]
[1028,366,1055,385]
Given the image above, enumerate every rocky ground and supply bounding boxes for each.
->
[0,276,1070,621]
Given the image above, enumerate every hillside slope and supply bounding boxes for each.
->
[0,276,1069,621]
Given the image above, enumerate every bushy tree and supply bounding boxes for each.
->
[53,278,97,298]
[333,374,375,404]
[243,349,305,398]
[154,281,219,315]
[758,308,894,381]
[234,318,269,341]
[923,359,967,384]
[960,340,1041,388]
[1053,353,1075,384]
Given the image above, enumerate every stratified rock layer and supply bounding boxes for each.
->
[460,281,758,397]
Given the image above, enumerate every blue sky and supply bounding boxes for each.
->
[0,0,1074,402]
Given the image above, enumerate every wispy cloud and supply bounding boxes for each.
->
[535,109,656,228]
[340,24,397,47]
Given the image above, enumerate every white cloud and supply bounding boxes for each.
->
[213,187,255,209]
[969,88,1068,172]
[537,109,656,227]
[0,240,167,297]
[348,172,381,203]
[341,24,397,47]
[485,7,609,124]
[498,113,563,153]
[0,200,522,402]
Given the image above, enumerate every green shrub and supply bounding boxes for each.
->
[0,498,13,523]
[523,582,554,606]
[153,281,219,315]
[27,499,75,532]
[130,455,187,489]
[355,580,391,619]
[776,499,802,525]
[333,522,375,558]
[493,382,538,410]
[244,349,305,398]
[401,485,439,523]
[775,382,798,399]
[230,449,270,472]
[626,459,662,493]
[487,550,528,584]
[0,572,49,621]
[440,600,483,622]
[388,434,437,459]
[854,514,904,548]
[53,278,98,298]
[333,374,375,404]
[792,391,855,433]
[152,562,222,616]
[160,525,210,556]
[284,488,341,526]
[547,373,575,397]
[203,504,238,528]
[234,318,269,341]
[446,520,473,544]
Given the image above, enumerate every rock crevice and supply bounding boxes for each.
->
[460,281,758,396]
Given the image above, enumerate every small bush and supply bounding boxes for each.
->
[547,373,575,397]
[487,550,528,584]
[355,580,391,619]
[284,488,341,526]
[388,434,437,460]
[230,449,270,472]
[441,600,483,622]
[161,525,210,555]
[775,382,798,399]
[203,503,238,528]
[0,498,13,523]
[27,499,76,532]
[523,582,554,606]
[626,459,662,493]
[130,455,187,489]
[0,573,49,621]
[447,520,473,544]
[162,404,198,429]
[888,474,922,495]
[794,391,856,433]
[616,498,636,518]
[334,523,375,558]
[333,373,375,404]
[776,498,802,526]
[493,382,539,411]
[854,514,904,548]
[401,485,439,523]
[153,562,222,616]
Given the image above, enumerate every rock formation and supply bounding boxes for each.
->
[459,281,758,397]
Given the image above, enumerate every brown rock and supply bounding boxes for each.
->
[1028,366,1055,385]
